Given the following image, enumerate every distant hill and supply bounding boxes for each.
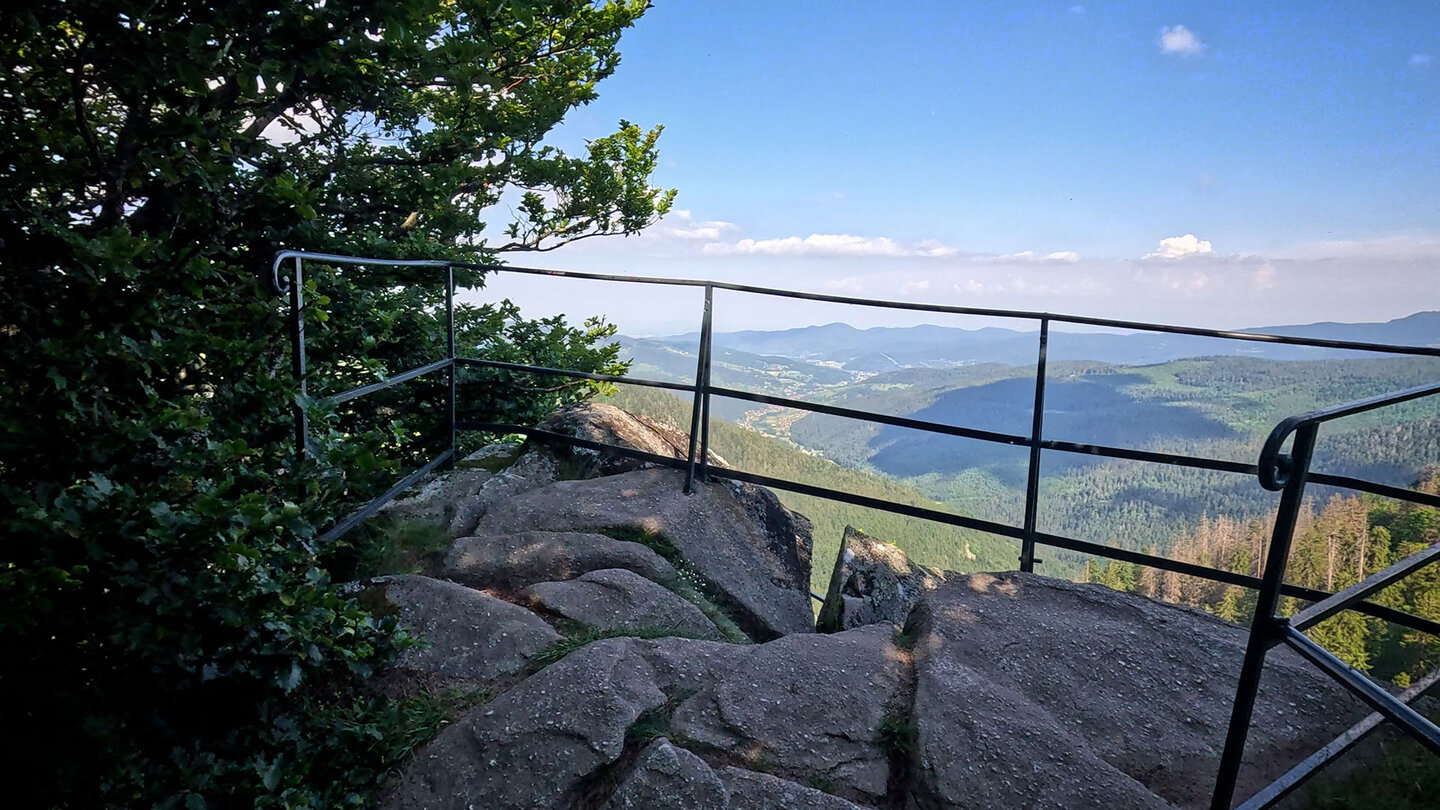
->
[646,311,1440,372]
[599,385,1029,586]
[605,316,1440,581]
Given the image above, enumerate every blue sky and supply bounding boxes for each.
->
[474,1,1440,335]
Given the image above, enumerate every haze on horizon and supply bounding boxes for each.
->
[466,1,1440,337]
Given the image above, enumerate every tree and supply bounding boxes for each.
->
[0,1,672,804]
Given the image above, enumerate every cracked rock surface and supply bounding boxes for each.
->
[471,468,815,640]
[906,572,1364,809]
[444,530,677,592]
[671,624,904,803]
[381,632,899,809]
[602,739,880,810]
[521,567,725,641]
[818,525,944,633]
[363,574,560,680]
[535,402,710,477]
[602,739,727,810]
[447,449,561,537]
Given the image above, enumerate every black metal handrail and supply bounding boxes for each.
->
[271,249,1440,810]
[1209,384,1440,809]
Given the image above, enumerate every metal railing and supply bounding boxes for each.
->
[272,250,1440,809]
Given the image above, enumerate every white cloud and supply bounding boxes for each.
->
[1159,268,1212,293]
[916,238,959,258]
[1145,233,1214,260]
[824,277,866,294]
[992,250,1082,264]
[704,233,909,257]
[666,209,739,241]
[956,279,1007,296]
[1276,234,1440,261]
[1159,25,1205,57]
[900,279,931,294]
[1411,53,1434,68]
[1068,5,1086,15]
[1251,263,1277,291]
[952,275,1106,298]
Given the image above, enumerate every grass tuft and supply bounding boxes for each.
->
[530,622,714,670]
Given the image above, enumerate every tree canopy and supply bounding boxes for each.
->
[0,1,672,805]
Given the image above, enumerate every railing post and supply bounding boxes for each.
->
[698,285,715,485]
[1019,317,1050,572]
[445,263,457,467]
[684,285,713,494]
[1210,422,1320,810]
[290,255,308,474]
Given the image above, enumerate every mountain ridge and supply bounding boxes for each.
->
[641,311,1440,371]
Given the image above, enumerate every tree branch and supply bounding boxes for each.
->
[494,230,612,253]
[68,38,104,173]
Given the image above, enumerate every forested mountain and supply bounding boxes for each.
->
[783,355,1440,553]
[612,321,1440,625]
[644,310,1440,372]
[600,386,1029,590]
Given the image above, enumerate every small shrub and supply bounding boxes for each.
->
[877,711,916,758]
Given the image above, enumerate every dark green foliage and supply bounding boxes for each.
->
[1296,705,1440,810]
[625,691,694,747]
[455,300,632,430]
[348,519,453,579]
[807,774,837,794]
[877,710,917,757]
[1,1,670,804]
[228,685,489,808]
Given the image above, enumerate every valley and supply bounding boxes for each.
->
[610,313,1440,592]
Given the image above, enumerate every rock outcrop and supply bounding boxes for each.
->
[603,739,727,810]
[443,530,677,592]
[367,404,1370,810]
[446,449,561,537]
[471,468,815,640]
[360,574,560,680]
[603,740,879,810]
[905,572,1364,809]
[521,567,726,641]
[380,467,495,528]
[381,629,899,810]
[669,624,904,802]
[817,524,944,633]
[720,767,876,810]
[535,402,713,476]
[380,637,678,810]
